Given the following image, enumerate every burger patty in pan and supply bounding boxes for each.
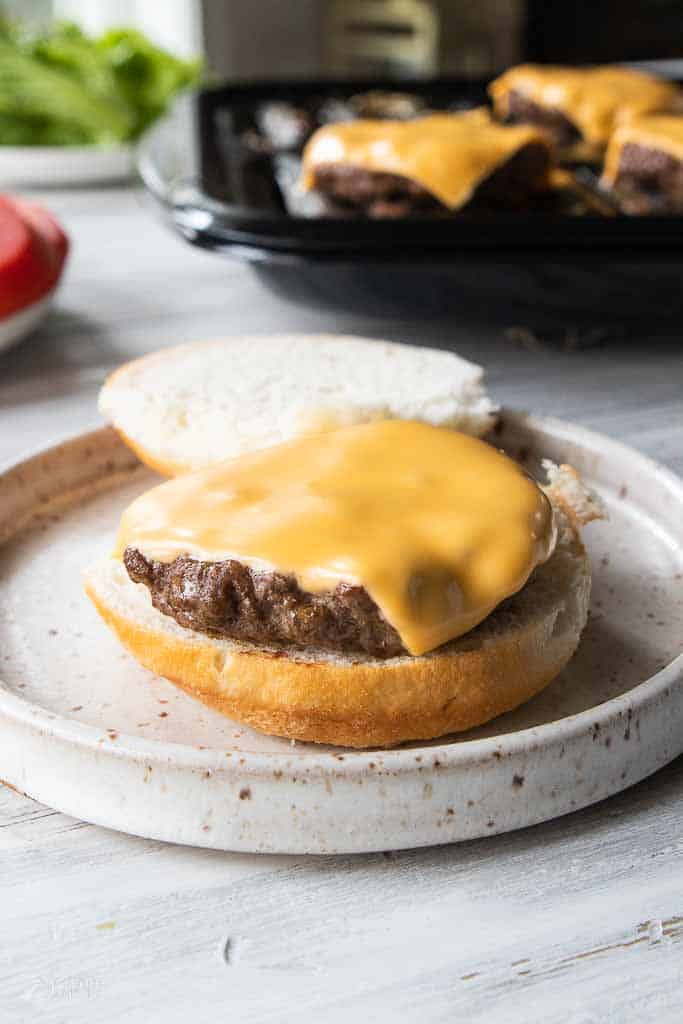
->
[609,142,683,214]
[311,140,552,217]
[502,90,581,149]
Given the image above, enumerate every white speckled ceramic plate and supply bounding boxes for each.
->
[0,415,681,854]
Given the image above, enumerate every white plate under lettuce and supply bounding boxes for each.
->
[0,144,133,188]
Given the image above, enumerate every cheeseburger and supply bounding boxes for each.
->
[86,417,600,747]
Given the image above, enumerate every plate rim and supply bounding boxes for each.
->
[1,412,681,778]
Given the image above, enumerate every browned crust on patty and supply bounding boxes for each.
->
[123,546,406,659]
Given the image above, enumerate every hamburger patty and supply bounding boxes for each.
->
[610,142,683,214]
[503,90,580,149]
[312,164,443,217]
[124,547,406,659]
[312,141,551,217]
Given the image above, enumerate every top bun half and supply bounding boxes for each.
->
[99,334,496,476]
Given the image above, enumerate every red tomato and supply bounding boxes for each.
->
[0,195,69,319]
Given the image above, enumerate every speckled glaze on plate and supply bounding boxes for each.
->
[0,415,681,854]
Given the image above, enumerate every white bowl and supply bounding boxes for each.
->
[0,144,133,188]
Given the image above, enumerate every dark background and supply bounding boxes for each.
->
[525,0,683,62]
[201,1,683,81]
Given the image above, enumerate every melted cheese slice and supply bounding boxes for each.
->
[300,108,548,210]
[602,114,683,186]
[116,421,556,657]
[490,65,680,145]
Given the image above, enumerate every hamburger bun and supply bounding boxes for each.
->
[99,334,496,477]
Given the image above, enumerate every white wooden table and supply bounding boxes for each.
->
[1,187,682,1024]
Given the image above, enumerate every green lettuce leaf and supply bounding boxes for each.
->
[0,20,202,146]
[99,28,202,137]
